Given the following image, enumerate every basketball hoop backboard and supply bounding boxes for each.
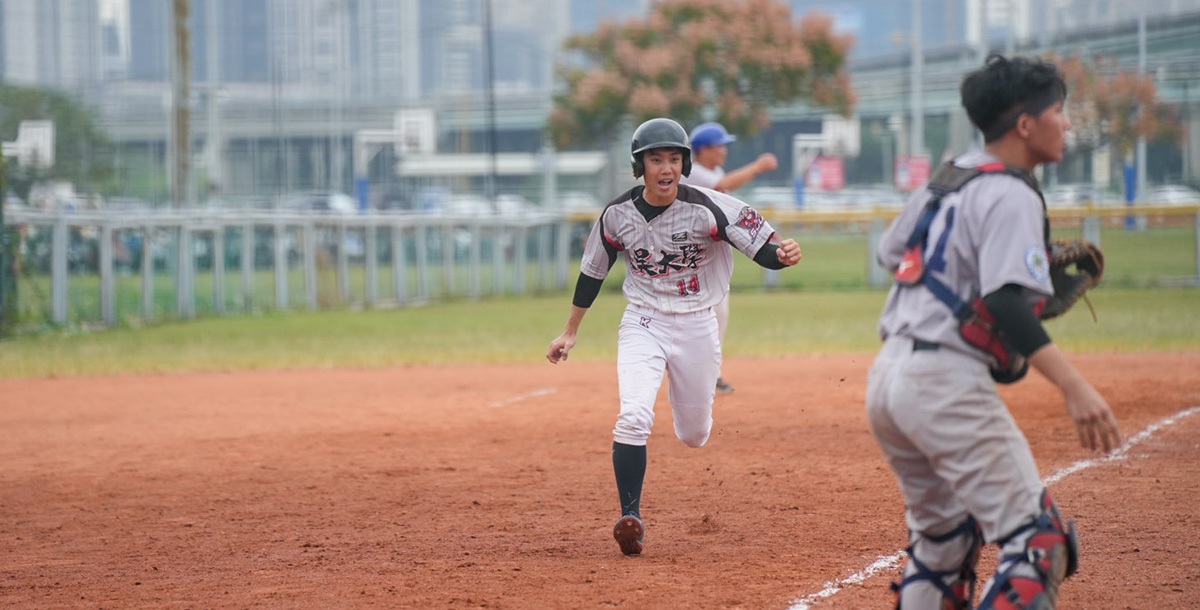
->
[394,109,436,156]
[2,121,55,168]
[822,114,860,157]
[792,133,825,176]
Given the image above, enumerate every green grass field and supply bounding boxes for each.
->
[4,220,1196,378]
[1,284,1196,378]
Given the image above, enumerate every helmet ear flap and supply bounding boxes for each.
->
[682,154,692,177]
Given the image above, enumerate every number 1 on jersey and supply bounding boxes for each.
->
[928,206,956,273]
[677,275,700,296]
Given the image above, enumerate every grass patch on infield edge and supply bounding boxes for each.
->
[1,286,1197,378]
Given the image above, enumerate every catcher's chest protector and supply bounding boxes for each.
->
[896,161,1049,383]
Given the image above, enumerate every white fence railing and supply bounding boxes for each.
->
[5,209,573,327]
[3,204,1198,328]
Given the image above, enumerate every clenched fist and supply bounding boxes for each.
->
[776,238,802,266]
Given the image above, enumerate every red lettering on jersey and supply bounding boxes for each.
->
[736,207,765,240]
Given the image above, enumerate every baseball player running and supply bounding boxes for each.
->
[682,122,779,394]
[546,118,802,556]
[867,55,1121,609]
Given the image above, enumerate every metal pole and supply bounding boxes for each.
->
[910,0,924,158]
[241,222,254,311]
[483,0,499,212]
[392,223,407,303]
[333,3,347,202]
[170,0,191,210]
[205,0,221,199]
[213,227,225,313]
[100,223,114,326]
[1004,0,1015,57]
[0,181,7,332]
[51,218,68,324]
[142,226,154,318]
[977,0,989,62]
[1184,81,1193,183]
[1136,9,1147,204]
[366,223,379,303]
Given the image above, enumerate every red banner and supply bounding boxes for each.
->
[894,155,931,192]
[805,156,845,192]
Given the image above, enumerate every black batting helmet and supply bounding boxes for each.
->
[630,118,692,179]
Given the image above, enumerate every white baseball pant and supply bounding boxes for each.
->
[613,304,720,447]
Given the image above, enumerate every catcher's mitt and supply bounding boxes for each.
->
[1041,238,1104,320]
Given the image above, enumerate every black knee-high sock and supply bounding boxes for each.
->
[612,441,646,518]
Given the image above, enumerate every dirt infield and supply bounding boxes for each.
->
[3,352,1199,609]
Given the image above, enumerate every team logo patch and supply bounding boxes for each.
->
[639,316,652,328]
[671,231,688,243]
[1025,245,1050,283]
[736,206,765,240]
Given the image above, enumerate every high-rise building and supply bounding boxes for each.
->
[415,0,568,98]
[352,0,421,102]
[101,20,125,81]
[1045,0,1200,34]
[127,0,170,81]
[785,0,969,59]
[198,0,270,83]
[1,0,102,93]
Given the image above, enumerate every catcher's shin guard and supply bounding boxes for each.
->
[892,516,983,610]
[977,490,1080,610]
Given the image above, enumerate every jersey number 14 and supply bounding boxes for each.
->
[676,275,700,296]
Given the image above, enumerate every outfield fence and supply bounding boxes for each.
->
[1,204,1197,330]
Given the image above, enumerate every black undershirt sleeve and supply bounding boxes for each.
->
[571,273,606,308]
[982,283,1052,356]
[752,242,786,270]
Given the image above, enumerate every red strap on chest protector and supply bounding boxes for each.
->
[896,161,1050,383]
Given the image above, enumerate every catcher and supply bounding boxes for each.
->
[867,54,1121,610]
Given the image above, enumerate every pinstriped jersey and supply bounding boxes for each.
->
[580,184,776,314]
[681,164,724,190]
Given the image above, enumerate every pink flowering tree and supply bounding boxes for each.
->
[549,0,857,148]
[1056,53,1181,158]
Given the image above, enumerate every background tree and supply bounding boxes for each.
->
[549,0,856,149]
[1056,53,1181,159]
[0,84,114,203]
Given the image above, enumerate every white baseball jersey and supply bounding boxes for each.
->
[681,163,724,190]
[876,151,1053,364]
[579,184,775,315]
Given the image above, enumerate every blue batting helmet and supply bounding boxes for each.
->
[689,122,737,150]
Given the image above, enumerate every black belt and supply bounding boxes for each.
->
[912,339,940,352]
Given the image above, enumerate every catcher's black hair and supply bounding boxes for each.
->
[961,54,1067,143]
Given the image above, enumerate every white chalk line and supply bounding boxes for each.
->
[784,405,1200,610]
[488,387,557,408]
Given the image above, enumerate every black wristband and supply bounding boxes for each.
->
[572,273,605,308]
[753,243,786,270]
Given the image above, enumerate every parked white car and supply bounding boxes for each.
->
[282,191,358,214]
[1145,185,1200,205]
[1043,184,1123,208]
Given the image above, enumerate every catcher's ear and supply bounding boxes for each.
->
[1015,114,1034,139]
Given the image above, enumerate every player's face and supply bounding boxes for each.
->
[696,144,727,169]
[642,147,684,205]
[1027,101,1071,164]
